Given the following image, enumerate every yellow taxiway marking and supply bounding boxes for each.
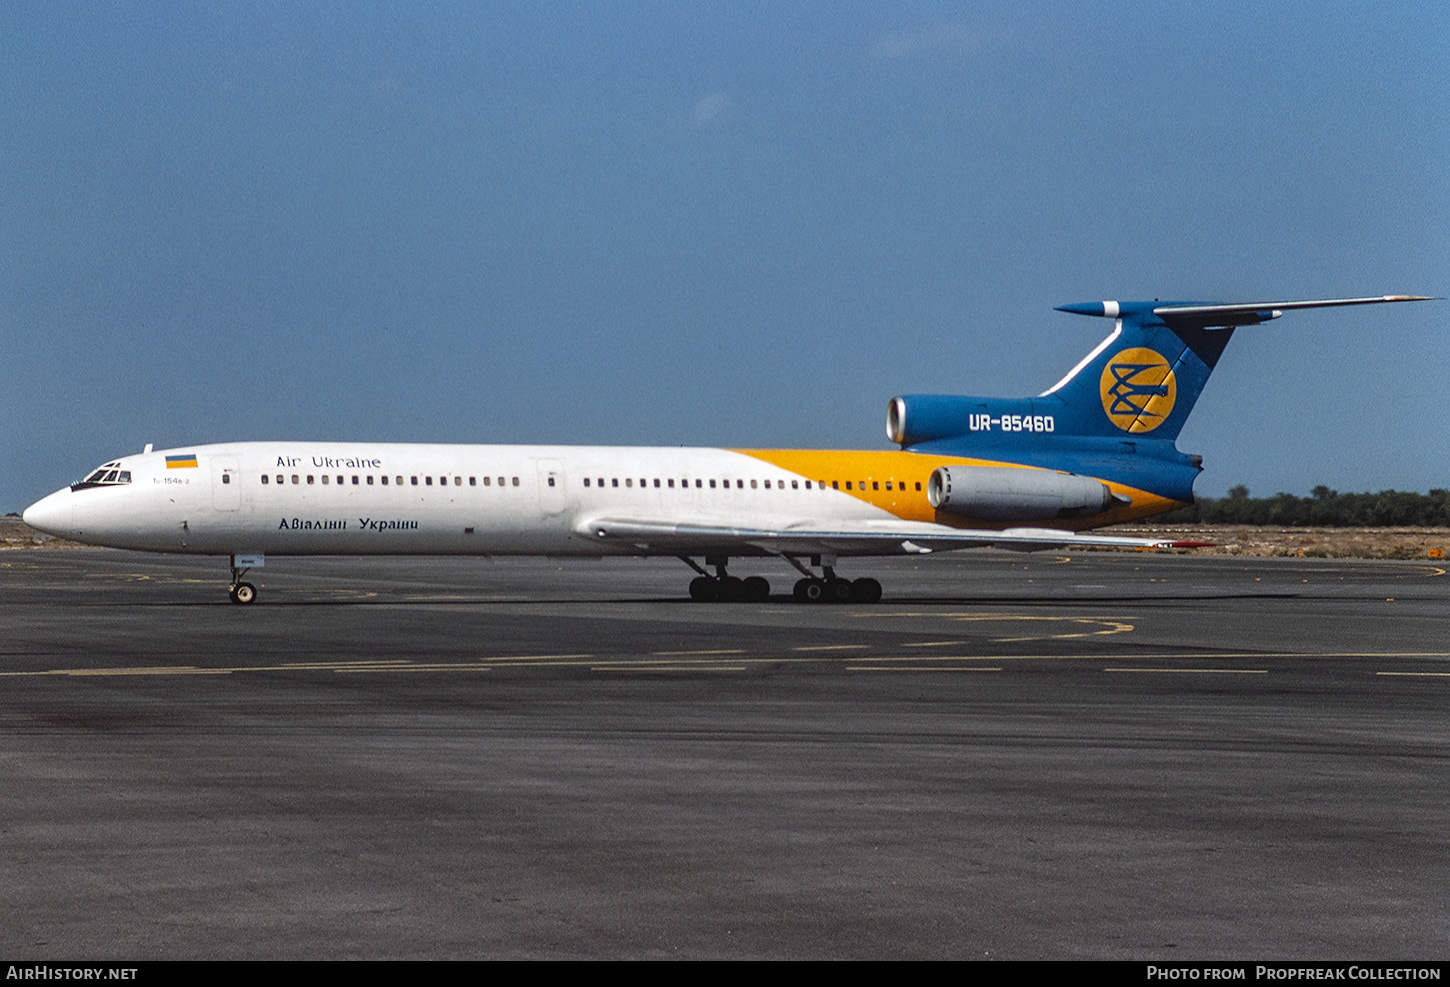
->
[1103,667,1268,675]
[81,572,218,585]
[34,666,236,677]
[5,650,1449,679]
[994,620,1135,642]
[855,612,1137,641]
[792,644,869,651]
[334,664,492,673]
[599,665,749,673]
[0,656,595,677]
[849,665,1002,672]
[900,641,965,648]
[652,649,747,656]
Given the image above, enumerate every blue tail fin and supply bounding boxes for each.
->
[1044,296,1432,441]
[887,295,1432,502]
[1042,300,1234,442]
[888,296,1431,477]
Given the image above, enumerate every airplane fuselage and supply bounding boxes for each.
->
[26,296,1427,603]
[25,441,1178,559]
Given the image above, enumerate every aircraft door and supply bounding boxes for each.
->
[212,455,241,511]
[535,459,565,515]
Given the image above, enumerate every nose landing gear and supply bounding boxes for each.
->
[227,554,263,605]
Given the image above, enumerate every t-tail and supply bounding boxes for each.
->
[887,295,1432,503]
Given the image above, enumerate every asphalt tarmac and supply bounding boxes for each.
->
[2,549,1447,959]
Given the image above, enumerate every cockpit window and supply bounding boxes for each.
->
[72,461,133,491]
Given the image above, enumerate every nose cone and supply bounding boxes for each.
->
[22,488,74,537]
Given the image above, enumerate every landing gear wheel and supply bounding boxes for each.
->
[850,577,883,603]
[231,582,257,605]
[826,577,854,603]
[742,576,770,602]
[718,576,746,602]
[689,576,718,602]
[795,578,826,603]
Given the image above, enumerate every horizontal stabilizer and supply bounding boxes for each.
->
[1056,295,1434,329]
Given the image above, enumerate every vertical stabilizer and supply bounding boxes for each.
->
[1042,301,1232,442]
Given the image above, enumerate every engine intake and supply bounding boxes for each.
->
[927,465,1121,520]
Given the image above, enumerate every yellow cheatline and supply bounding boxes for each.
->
[731,447,1175,525]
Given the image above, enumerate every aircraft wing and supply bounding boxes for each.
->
[577,516,1195,556]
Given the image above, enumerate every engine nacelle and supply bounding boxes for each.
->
[927,465,1120,520]
[887,395,979,446]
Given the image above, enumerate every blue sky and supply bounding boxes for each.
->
[4,1,1446,511]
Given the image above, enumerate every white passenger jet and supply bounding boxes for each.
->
[23,295,1430,604]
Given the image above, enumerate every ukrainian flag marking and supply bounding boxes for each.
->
[165,454,199,469]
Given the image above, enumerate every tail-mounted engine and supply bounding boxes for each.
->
[927,465,1124,521]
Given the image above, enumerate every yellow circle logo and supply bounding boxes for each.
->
[1099,348,1176,432]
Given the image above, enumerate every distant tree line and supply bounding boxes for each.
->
[1158,487,1450,527]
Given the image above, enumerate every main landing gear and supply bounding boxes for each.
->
[679,554,882,604]
[682,556,770,602]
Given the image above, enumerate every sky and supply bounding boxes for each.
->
[3,0,1447,512]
